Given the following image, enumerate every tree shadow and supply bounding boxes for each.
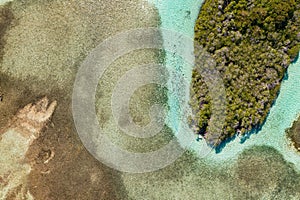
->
[215,114,268,154]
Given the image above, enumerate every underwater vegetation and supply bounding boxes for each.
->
[0,0,160,199]
[191,0,300,145]
[286,116,300,151]
[0,2,13,62]
[233,145,300,199]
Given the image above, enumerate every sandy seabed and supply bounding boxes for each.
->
[0,0,163,199]
[1,0,300,200]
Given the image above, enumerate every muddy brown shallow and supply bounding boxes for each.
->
[0,71,129,199]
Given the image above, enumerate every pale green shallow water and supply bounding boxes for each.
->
[148,0,204,133]
[148,0,300,168]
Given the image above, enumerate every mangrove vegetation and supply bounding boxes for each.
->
[286,116,300,151]
[191,0,300,145]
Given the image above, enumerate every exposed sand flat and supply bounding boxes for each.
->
[0,0,162,199]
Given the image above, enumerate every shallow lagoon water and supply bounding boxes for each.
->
[148,0,300,168]
[118,0,300,198]
[1,0,299,198]
[148,0,204,133]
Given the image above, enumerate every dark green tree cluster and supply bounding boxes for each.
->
[191,0,300,145]
[286,116,300,151]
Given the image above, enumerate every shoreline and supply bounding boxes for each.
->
[194,55,300,171]
[192,0,300,145]
[147,0,205,149]
[148,0,300,171]
[286,115,300,151]
[115,1,300,199]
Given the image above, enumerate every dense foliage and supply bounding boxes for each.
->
[191,0,300,145]
[286,116,300,151]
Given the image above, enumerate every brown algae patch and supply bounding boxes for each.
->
[0,0,162,199]
[233,146,300,199]
[0,97,56,200]
[0,72,128,199]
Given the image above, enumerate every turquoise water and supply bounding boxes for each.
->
[148,0,300,169]
[148,0,204,134]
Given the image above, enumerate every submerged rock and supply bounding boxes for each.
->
[0,97,56,199]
